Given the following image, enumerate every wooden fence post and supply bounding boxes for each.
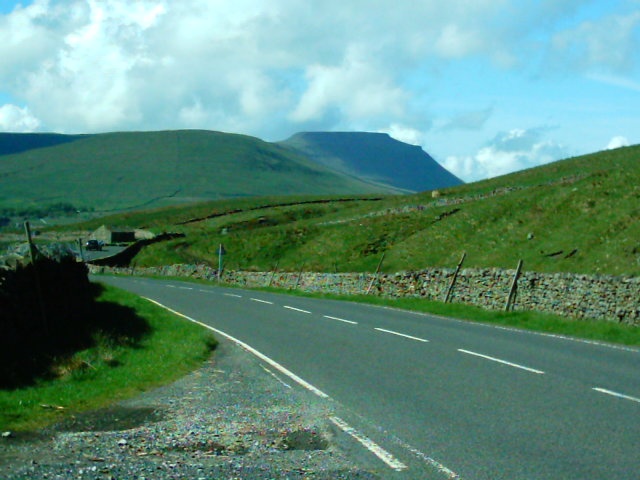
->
[505,259,523,312]
[217,243,225,284]
[366,252,386,295]
[293,264,304,290]
[443,252,466,303]
[24,221,48,332]
[77,238,85,262]
[267,260,279,287]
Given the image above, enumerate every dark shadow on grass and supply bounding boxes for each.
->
[0,261,151,390]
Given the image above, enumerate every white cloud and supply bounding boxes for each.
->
[12,0,170,131]
[0,0,636,180]
[443,128,568,181]
[606,136,630,150]
[550,10,640,73]
[588,73,640,92]
[0,0,592,136]
[440,107,493,131]
[435,24,486,58]
[379,124,425,146]
[0,104,41,132]
[290,46,407,125]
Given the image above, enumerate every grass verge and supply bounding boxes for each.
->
[133,274,640,347]
[0,283,217,432]
[323,293,640,347]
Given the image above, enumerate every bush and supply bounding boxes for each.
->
[0,254,148,388]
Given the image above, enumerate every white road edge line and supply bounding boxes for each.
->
[143,297,329,399]
[375,327,429,343]
[224,293,242,298]
[250,298,274,304]
[284,305,312,314]
[394,438,460,479]
[458,349,545,374]
[329,416,408,472]
[323,315,358,325]
[593,387,640,404]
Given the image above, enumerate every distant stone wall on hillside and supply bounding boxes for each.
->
[89,264,640,326]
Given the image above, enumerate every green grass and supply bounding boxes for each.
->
[0,130,391,215]
[0,283,216,432]
[130,275,640,346]
[116,144,640,277]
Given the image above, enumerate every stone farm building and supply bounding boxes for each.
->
[91,225,154,244]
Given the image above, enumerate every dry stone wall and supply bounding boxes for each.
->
[90,264,640,326]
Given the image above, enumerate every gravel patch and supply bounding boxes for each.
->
[1,340,380,479]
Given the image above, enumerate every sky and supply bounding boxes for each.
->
[0,0,639,182]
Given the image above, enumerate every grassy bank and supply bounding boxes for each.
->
[254,285,638,346]
[0,283,216,432]
[81,144,640,277]
[331,293,640,347]
[141,274,640,347]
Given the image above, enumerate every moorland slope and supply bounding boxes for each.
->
[62,144,640,277]
[0,130,458,218]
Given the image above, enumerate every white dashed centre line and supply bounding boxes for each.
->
[178,286,193,290]
[224,293,242,298]
[375,327,429,343]
[284,306,312,314]
[250,298,274,304]
[323,315,358,325]
[458,349,545,374]
[593,387,640,404]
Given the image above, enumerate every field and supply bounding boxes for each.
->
[0,130,405,218]
[51,144,640,277]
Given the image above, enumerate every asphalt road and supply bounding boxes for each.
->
[97,275,640,479]
[81,245,126,262]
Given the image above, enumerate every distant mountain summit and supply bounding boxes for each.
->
[279,132,463,192]
[0,130,399,214]
[0,129,463,215]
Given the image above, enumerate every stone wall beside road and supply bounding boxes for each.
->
[90,264,639,326]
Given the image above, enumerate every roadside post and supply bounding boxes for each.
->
[24,221,48,332]
[267,260,279,287]
[444,252,466,303]
[293,263,304,290]
[366,252,385,295]
[77,238,85,262]
[505,259,523,312]
[218,243,226,283]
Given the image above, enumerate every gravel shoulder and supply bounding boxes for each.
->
[1,340,380,479]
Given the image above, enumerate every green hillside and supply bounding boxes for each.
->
[64,144,639,277]
[0,130,404,216]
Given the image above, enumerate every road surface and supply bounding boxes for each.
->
[97,275,640,479]
[82,245,126,262]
